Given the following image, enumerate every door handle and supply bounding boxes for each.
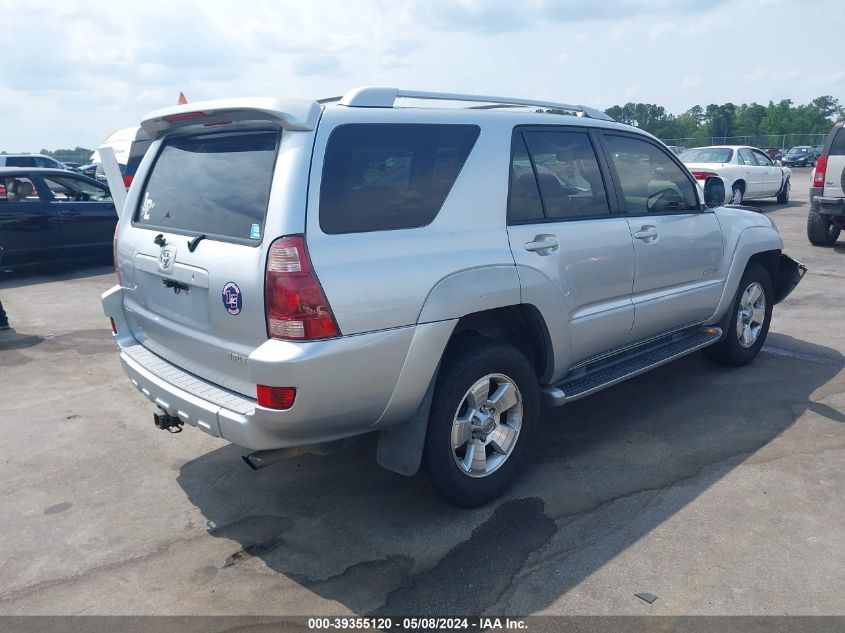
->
[524,235,559,253]
[633,226,658,241]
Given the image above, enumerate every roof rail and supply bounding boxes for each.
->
[336,87,615,121]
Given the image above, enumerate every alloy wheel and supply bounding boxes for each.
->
[736,282,766,348]
[450,373,523,478]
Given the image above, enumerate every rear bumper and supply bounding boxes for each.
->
[102,285,454,451]
[812,195,845,216]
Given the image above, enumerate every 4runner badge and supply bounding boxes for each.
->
[222,282,242,315]
[158,247,175,273]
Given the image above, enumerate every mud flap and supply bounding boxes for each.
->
[376,370,438,477]
[773,254,807,304]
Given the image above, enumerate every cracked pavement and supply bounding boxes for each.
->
[0,169,843,615]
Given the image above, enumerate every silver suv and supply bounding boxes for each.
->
[102,87,806,506]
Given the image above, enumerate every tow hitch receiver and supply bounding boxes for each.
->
[153,410,183,432]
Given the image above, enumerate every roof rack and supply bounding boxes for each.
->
[336,87,615,121]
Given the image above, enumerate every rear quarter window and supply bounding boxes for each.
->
[134,130,279,243]
[830,128,845,156]
[6,157,36,167]
[319,123,480,234]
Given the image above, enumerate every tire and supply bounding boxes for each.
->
[807,207,841,246]
[422,336,539,507]
[731,183,744,205]
[703,265,773,367]
[776,177,790,204]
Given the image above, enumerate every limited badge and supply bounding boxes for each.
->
[222,282,242,315]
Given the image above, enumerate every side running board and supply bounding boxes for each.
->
[541,326,722,406]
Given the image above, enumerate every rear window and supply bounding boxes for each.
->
[319,124,480,234]
[680,148,733,163]
[830,128,845,156]
[135,131,279,243]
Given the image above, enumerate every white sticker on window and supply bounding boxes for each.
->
[141,192,156,220]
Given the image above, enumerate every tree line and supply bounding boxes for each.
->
[0,147,94,163]
[5,97,845,157]
[604,96,844,143]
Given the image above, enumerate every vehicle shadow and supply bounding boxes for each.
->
[0,261,112,290]
[176,335,843,615]
[0,328,44,352]
[748,198,804,213]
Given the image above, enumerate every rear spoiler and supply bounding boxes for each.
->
[140,98,322,139]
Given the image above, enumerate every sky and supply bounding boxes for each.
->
[0,0,842,152]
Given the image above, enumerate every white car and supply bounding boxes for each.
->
[681,146,792,205]
[90,126,152,188]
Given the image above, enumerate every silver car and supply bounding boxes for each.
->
[102,87,805,506]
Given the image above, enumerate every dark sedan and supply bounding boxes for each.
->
[782,146,817,167]
[0,168,116,268]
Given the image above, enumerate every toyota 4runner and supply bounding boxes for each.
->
[102,87,806,506]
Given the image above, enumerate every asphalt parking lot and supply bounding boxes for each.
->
[1,167,843,616]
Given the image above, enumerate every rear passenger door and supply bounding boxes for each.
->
[506,127,635,365]
[35,173,116,256]
[599,132,724,343]
[0,174,62,266]
[751,149,779,196]
[737,148,764,198]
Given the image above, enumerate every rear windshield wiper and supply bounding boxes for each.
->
[187,234,206,253]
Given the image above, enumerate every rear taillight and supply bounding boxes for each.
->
[113,223,121,284]
[123,174,133,189]
[691,170,720,180]
[813,155,828,187]
[264,236,340,340]
[256,385,296,410]
[109,317,117,334]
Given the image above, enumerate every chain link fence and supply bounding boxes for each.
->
[661,133,828,150]
[52,152,94,164]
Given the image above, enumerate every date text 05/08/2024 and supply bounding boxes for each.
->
[307,617,528,630]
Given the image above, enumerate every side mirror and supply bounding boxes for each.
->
[703,176,726,209]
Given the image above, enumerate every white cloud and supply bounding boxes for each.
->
[292,54,345,77]
[648,21,677,41]
[681,76,702,90]
[742,68,772,82]
[0,0,841,151]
